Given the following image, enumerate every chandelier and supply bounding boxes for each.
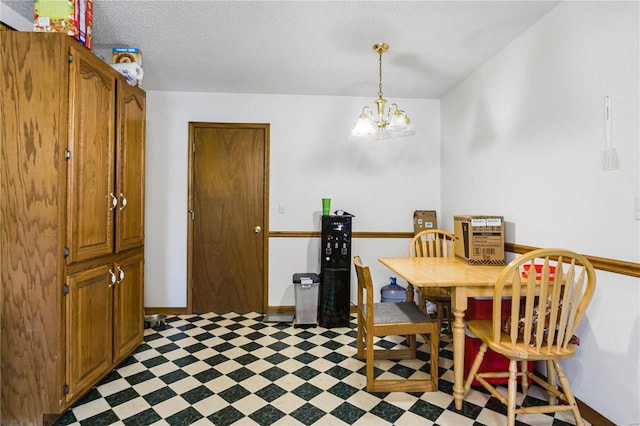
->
[348,43,416,141]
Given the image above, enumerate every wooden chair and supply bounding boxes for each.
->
[354,256,439,392]
[408,229,455,335]
[463,248,596,426]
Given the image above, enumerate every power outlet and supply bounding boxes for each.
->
[635,196,640,220]
[279,202,286,214]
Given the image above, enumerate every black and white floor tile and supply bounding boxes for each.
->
[53,312,588,426]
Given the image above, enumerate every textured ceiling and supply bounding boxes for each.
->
[3,0,560,98]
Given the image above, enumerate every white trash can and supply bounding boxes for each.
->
[293,273,320,327]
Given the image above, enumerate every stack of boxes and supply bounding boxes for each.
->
[32,0,145,75]
[34,0,93,49]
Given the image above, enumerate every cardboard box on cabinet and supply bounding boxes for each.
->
[112,47,143,65]
[34,0,93,49]
[33,0,93,49]
[453,215,505,265]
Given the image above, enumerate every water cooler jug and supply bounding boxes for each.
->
[318,215,352,327]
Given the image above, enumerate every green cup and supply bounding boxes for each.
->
[322,198,331,215]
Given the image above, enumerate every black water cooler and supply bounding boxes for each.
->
[318,215,352,327]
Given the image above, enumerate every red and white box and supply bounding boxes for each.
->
[34,0,93,49]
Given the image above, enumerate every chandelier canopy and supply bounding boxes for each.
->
[348,43,415,141]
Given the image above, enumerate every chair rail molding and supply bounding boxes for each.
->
[268,231,639,278]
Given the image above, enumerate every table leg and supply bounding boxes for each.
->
[451,289,468,411]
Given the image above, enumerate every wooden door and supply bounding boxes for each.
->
[66,44,117,264]
[65,264,114,402]
[115,83,146,252]
[113,253,144,363]
[189,123,269,313]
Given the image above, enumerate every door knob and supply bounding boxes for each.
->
[254,226,262,233]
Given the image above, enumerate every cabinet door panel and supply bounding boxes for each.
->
[66,264,113,402]
[67,44,117,263]
[116,84,146,252]
[113,253,144,362]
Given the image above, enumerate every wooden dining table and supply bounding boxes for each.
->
[378,256,506,410]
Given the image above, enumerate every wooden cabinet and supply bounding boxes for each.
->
[65,253,144,403]
[112,253,145,364]
[1,32,146,424]
[66,45,146,263]
[66,43,118,264]
[116,84,146,253]
[66,264,114,403]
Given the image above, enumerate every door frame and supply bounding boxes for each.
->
[186,122,270,313]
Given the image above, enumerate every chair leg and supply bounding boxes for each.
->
[357,319,365,359]
[554,361,584,426]
[507,360,518,426]
[520,360,529,396]
[463,341,487,395]
[406,284,415,303]
[445,303,453,335]
[546,359,558,405]
[434,301,444,334]
[407,334,417,358]
[366,332,375,392]
[429,326,439,389]
[418,293,427,314]
[418,294,437,344]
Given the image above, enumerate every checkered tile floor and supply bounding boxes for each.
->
[52,312,587,426]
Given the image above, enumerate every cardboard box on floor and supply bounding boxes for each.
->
[413,210,437,235]
[454,215,505,265]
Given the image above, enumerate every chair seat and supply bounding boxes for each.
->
[467,319,579,362]
[364,302,434,325]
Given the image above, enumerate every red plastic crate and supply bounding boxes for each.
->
[522,264,556,280]
[466,297,512,320]
[465,298,532,386]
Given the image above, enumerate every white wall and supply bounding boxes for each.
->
[441,2,639,423]
[145,92,440,308]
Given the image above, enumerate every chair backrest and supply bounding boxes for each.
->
[354,256,377,332]
[409,229,455,258]
[354,256,374,311]
[492,248,596,353]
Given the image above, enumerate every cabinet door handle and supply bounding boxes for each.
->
[108,193,118,211]
[119,193,127,211]
[117,266,125,285]
[108,269,117,288]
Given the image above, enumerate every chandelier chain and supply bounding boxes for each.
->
[378,50,384,99]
